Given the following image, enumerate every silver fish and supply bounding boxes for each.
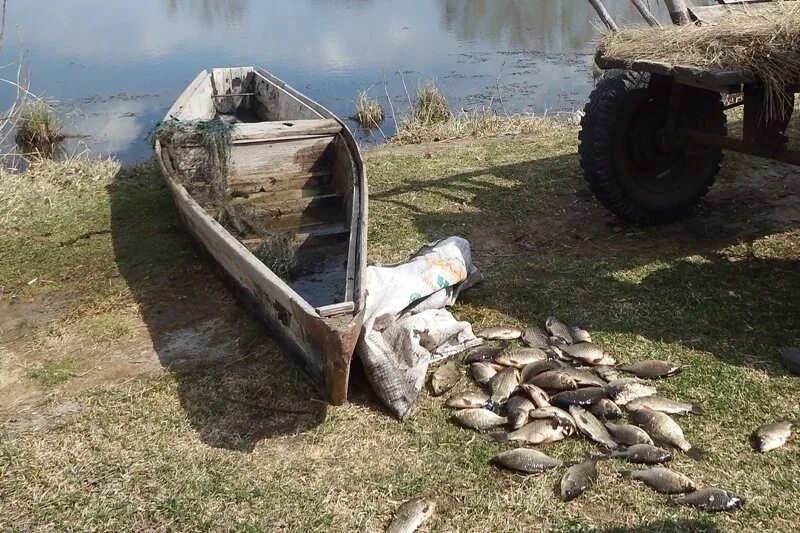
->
[495,348,547,369]
[521,326,549,348]
[588,399,623,420]
[561,459,598,502]
[631,409,701,460]
[490,448,563,474]
[593,365,622,382]
[463,345,503,364]
[470,362,498,388]
[453,408,508,431]
[594,354,617,366]
[489,367,520,404]
[606,422,654,446]
[609,444,673,465]
[545,316,574,344]
[619,359,682,379]
[752,421,793,452]
[430,361,461,397]
[626,395,704,416]
[445,391,490,409]
[493,417,570,445]
[521,360,563,383]
[506,395,536,430]
[519,383,551,408]
[670,488,744,512]
[569,405,618,449]
[619,467,696,494]
[529,406,576,434]
[476,326,521,341]
[386,496,436,533]
[607,379,657,406]
[531,370,578,392]
[569,326,592,344]
[552,387,609,408]
[561,343,606,365]
[558,368,608,388]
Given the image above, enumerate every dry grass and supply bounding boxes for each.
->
[354,90,384,129]
[413,80,451,125]
[391,109,577,145]
[599,1,800,118]
[254,234,300,280]
[16,101,64,153]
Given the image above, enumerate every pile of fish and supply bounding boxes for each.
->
[428,315,767,511]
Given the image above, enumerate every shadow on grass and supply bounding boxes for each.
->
[109,164,327,452]
[592,517,719,533]
[372,149,800,375]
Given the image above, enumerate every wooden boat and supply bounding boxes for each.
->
[154,67,367,405]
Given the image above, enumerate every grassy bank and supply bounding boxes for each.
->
[1,117,799,532]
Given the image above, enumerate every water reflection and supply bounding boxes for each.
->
[164,0,249,27]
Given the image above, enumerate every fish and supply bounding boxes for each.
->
[470,362,498,388]
[607,379,657,405]
[521,326,549,348]
[463,345,503,364]
[489,367,520,404]
[445,391,490,409]
[453,408,508,431]
[545,316,574,344]
[495,348,548,369]
[530,370,578,392]
[430,361,461,396]
[561,343,606,365]
[751,421,793,452]
[619,467,696,494]
[521,360,563,382]
[593,365,622,383]
[670,488,744,512]
[630,409,702,460]
[561,459,598,502]
[605,422,654,446]
[519,383,551,408]
[386,496,436,533]
[558,367,608,388]
[594,354,617,366]
[781,346,800,375]
[506,395,536,430]
[490,448,563,474]
[608,444,674,465]
[529,406,576,434]
[551,387,609,408]
[588,399,623,420]
[493,417,570,445]
[626,395,704,416]
[570,326,592,344]
[618,359,682,379]
[569,405,618,449]
[476,326,521,341]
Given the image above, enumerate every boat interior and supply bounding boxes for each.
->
[161,68,361,313]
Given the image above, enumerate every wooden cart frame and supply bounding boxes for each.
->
[581,0,799,224]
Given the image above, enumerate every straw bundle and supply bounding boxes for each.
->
[599,1,800,118]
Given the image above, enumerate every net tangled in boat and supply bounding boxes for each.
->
[599,1,800,119]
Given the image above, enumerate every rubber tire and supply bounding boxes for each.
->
[579,71,726,225]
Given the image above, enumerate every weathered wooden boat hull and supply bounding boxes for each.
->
[155,68,367,404]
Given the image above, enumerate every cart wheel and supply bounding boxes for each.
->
[579,71,726,225]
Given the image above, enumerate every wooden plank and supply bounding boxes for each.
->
[212,67,253,114]
[229,169,333,197]
[227,136,335,189]
[596,54,755,91]
[253,74,324,121]
[229,192,343,214]
[240,224,349,250]
[165,71,216,121]
[316,302,355,318]
[231,119,342,142]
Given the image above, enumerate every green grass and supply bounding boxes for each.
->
[1,115,799,531]
[26,357,80,387]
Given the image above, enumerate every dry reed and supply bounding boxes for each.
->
[354,90,384,129]
[414,80,451,124]
[599,1,800,118]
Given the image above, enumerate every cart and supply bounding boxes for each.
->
[580,0,800,224]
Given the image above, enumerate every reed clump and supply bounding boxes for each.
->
[16,101,64,151]
[354,91,384,128]
[599,1,800,118]
[414,80,451,124]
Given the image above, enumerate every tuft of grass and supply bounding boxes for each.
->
[414,80,450,124]
[254,234,300,280]
[16,101,64,154]
[353,90,384,129]
[77,313,133,344]
[26,357,80,387]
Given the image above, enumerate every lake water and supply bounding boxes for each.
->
[0,0,689,163]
